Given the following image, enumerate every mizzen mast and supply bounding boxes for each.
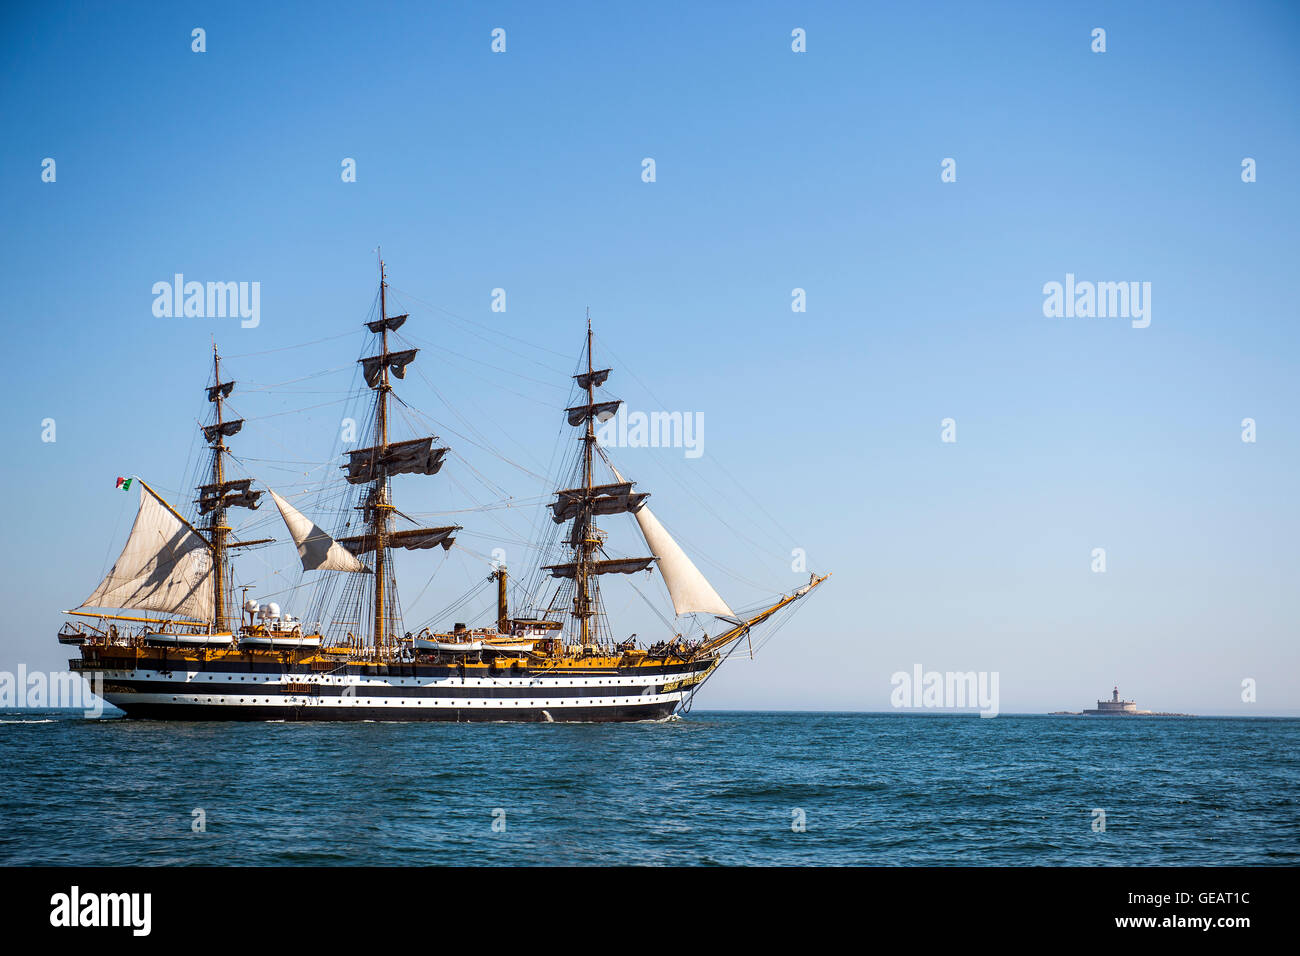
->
[198,345,262,631]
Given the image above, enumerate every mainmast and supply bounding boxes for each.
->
[373,260,392,653]
[342,258,460,657]
[198,345,263,631]
[577,316,596,645]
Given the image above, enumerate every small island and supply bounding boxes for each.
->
[1050,686,1194,717]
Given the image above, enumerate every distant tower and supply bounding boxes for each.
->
[1086,685,1138,714]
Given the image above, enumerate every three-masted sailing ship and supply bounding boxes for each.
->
[60,262,827,721]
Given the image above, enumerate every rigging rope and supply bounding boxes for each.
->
[222,329,361,359]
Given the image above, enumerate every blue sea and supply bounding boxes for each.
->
[1,711,1295,866]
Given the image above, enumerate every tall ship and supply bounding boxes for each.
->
[60,261,827,721]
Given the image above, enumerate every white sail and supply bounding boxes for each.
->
[80,485,214,620]
[268,489,369,573]
[610,466,733,618]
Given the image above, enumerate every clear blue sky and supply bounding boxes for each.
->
[2,1,1297,714]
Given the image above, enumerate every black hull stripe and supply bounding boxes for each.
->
[79,659,712,678]
[100,679,690,700]
[111,701,679,723]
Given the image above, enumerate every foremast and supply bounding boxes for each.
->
[575,319,599,646]
[536,321,828,664]
[545,321,653,647]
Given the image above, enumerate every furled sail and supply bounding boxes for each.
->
[197,478,263,515]
[79,485,214,620]
[341,437,448,484]
[359,349,418,388]
[206,381,235,402]
[610,465,733,617]
[543,557,656,579]
[366,313,408,334]
[338,526,459,556]
[573,368,611,391]
[550,481,649,523]
[565,399,622,427]
[198,478,253,496]
[202,419,244,442]
[268,490,369,573]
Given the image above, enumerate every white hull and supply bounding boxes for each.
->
[91,661,713,722]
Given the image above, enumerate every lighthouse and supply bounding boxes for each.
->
[1084,685,1139,715]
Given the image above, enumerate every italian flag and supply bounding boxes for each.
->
[115,477,133,491]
